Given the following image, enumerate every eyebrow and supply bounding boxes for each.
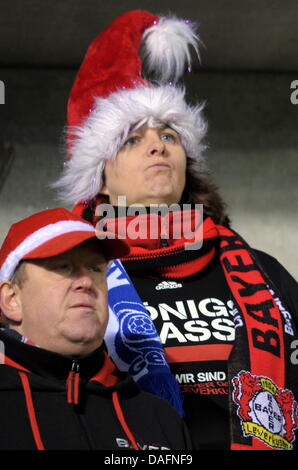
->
[128,123,177,134]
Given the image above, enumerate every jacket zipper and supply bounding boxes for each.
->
[66,361,96,449]
[67,360,80,405]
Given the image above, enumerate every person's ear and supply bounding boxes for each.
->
[0,281,23,323]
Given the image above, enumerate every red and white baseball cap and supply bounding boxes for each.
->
[0,207,129,281]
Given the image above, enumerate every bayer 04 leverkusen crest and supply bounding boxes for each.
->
[232,370,298,450]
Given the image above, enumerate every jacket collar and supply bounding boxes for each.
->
[0,329,105,382]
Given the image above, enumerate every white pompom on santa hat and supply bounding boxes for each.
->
[53,10,207,206]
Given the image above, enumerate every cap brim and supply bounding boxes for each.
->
[23,230,130,262]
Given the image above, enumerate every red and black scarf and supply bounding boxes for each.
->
[216,223,298,450]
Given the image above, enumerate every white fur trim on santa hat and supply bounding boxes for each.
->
[0,220,95,281]
[53,84,207,206]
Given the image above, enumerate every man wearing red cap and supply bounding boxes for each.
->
[0,208,192,450]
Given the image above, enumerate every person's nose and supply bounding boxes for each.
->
[146,136,166,157]
[71,267,95,292]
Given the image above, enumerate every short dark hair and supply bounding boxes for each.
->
[10,261,27,287]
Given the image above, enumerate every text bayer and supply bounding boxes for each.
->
[148,454,192,464]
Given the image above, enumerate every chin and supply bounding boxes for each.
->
[63,338,102,356]
[146,188,176,202]
[60,326,103,352]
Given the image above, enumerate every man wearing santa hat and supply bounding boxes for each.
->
[0,207,192,450]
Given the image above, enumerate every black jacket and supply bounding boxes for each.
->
[0,330,192,450]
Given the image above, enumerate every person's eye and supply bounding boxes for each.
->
[88,265,103,273]
[55,263,70,270]
[123,135,140,147]
[160,132,177,143]
[47,262,71,272]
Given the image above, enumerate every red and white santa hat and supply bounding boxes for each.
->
[53,10,207,206]
[0,208,129,282]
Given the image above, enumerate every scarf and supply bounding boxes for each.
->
[105,259,184,417]
[217,224,298,450]
[100,208,298,450]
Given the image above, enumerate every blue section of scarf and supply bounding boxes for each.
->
[105,259,183,417]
